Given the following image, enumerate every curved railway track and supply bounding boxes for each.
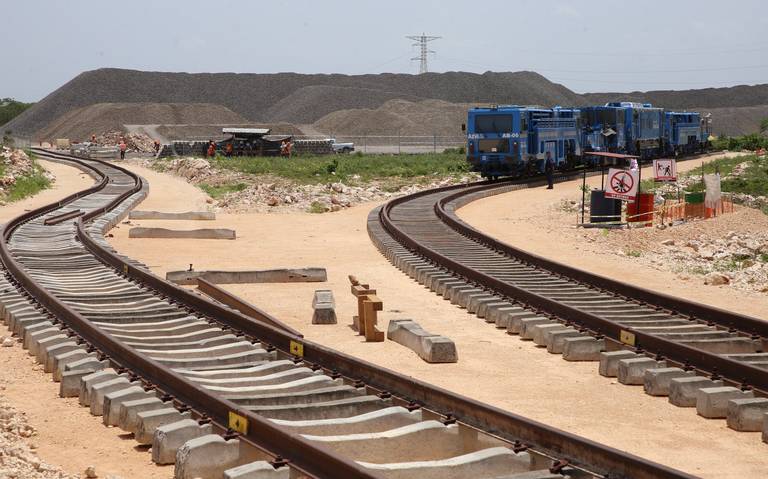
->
[0,149,695,478]
[371,170,768,445]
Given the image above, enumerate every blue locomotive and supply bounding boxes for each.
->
[465,102,709,178]
[465,105,582,179]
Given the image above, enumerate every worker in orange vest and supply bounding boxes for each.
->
[225,142,233,157]
[153,140,161,155]
[91,134,97,145]
[206,141,216,158]
[119,141,127,160]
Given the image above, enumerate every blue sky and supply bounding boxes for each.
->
[2,0,766,101]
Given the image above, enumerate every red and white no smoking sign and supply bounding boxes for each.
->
[653,159,677,182]
[605,168,639,201]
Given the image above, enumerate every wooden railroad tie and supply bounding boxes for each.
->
[349,275,384,342]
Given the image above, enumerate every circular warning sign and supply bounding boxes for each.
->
[610,170,634,194]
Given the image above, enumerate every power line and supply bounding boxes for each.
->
[406,33,441,74]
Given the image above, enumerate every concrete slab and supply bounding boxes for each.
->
[152,419,213,464]
[357,446,532,479]
[562,337,604,361]
[312,290,337,325]
[669,377,724,407]
[174,435,241,479]
[387,319,457,363]
[129,227,236,240]
[726,397,768,431]
[643,368,695,396]
[598,351,638,377]
[169,267,327,285]
[696,387,754,418]
[129,210,215,220]
[617,358,666,385]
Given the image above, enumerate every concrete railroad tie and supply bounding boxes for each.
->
[129,210,216,220]
[387,319,458,363]
[168,268,328,285]
[312,290,337,324]
[129,227,236,240]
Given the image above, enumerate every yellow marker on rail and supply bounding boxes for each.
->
[228,411,248,434]
[620,330,636,347]
[290,340,304,357]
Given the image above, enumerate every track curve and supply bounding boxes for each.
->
[371,172,768,443]
[0,149,694,478]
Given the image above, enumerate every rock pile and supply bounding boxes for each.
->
[0,147,48,197]
[0,393,77,479]
[217,176,478,214]
[160,157,213,181]
[654,230,768,292]
[96,131,155,153]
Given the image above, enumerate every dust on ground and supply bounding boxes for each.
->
[107,161,768,478]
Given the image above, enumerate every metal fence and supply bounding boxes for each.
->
[175,134,466,154]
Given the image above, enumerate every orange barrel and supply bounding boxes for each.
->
[627,193,654,223]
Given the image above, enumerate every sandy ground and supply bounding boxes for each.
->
[457,153,768,321]
[103,162,768,478]
[0,160,171,479]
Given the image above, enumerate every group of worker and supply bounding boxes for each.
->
[204,139,293,158]
[90,134,161,160]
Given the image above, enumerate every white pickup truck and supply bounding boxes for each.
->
[329,138,355,154]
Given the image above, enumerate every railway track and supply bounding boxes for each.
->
[0,148,695,478]
[371,170,768,444]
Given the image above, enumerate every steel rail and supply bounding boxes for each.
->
[4,149,692,478]
[376,172,768,394]
[68,155,694,479]
[3,149,378,479]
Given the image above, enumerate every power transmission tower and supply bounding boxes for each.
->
[406,33,441,74]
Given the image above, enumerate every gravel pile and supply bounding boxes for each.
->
[95,131,155,153]
[6,69,584,138]
[34,102,247,142]
[314,99,470,136]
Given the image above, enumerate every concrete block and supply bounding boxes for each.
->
[224,461,289,478]
[135,408,191,444]
[617,358,666,385]
[520,319,555,340]
[312,290,337,325]
[60,368,98,397]
[507,317,549,335]
[531,323,568,346]
[129,227,236,240]
[387,320,457,363]
[169,267,327,285]
[697,387,754,418]
[175,435,241,479]
[643,368,694,396]
[763,413,768,444]
[669,377,724,407]
[598,350,638,377]
[562,337,604,361]
[152,419,212,464]
[103,386,155,426]
[726,398,768,431]
[89,377,132,416]
[546,329,583,354]
[129,210,215,220]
